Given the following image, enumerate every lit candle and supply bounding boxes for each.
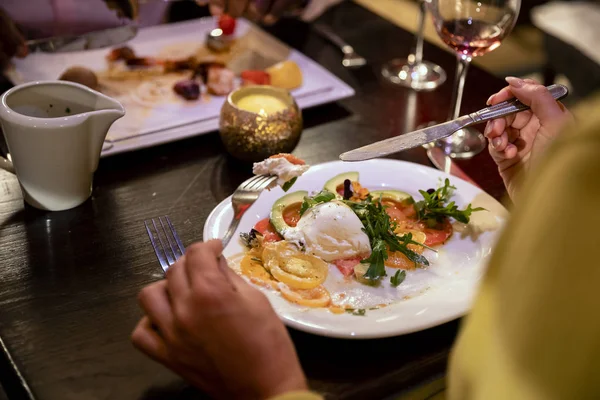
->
[236,94,288,116]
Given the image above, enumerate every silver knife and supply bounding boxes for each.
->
[26,25,137,53]
[340,84,569,161]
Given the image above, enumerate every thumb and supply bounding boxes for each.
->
[504,77,565,127]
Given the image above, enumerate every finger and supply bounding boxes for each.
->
[506,126,520,144]
[226,0,250,17]
[490,131,509,152]
[131,317,170,365]
[184,240,225,289]
[253,0,274,17]
[504,143,518,159]
[166,255,190,296]
[483,117,506,140]
[504,77,566,126]
[245,2,262,20]
[218,256,262,295]
[138,281,175,338]
[486,86,512,105]
[488,142,512,163]
[209,0,225,15]
[487,78,542,105]
[16,43,28,58]
[510,109,534,130]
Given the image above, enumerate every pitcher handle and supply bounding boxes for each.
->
[0,156,15,174]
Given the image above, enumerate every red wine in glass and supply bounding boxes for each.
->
[439,17,515,57]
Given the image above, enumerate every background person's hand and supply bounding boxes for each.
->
[0,8,28,69]
[484,78,573,201]
[204,0,305,24]
[132,240,307,400]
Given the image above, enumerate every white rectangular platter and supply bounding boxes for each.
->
[6,18,355,157]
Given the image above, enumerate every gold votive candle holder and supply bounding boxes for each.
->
[219,86,303,162]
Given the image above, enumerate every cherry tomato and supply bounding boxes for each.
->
[282,202,302,227]
[422,219,453,246]
[253,218,282,242]
[241,70,271,86]
[333,257,362,277]
[384,205,407,222]
[269,153,305,165]
[218,14,236,36]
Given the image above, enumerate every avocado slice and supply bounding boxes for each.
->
[323,172,359,197]
[270,190,308,235]
[370,190,413,204]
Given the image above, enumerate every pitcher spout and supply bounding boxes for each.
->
[88,94,125,170]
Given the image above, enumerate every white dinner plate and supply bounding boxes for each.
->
[203,159,508,339]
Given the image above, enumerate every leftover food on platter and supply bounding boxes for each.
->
[56,17,304,105]
[236,166,485,315]
[59,66,100,90]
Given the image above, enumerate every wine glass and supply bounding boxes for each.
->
[382,0,446,91]
[429,0,521,158]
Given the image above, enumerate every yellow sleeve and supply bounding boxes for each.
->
[448,99,600,399]
[268,391,324,400]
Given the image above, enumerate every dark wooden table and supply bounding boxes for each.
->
[0,3,506,399]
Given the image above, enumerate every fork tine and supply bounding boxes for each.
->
[160,216,184,262]
[145,220,168,271]
[165,216,185,256]
[256,176,278,190]
[246,175,272,190]
[240,174,266,190]
[153,218,176,266]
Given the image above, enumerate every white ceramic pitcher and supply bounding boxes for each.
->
[0,81,125,211]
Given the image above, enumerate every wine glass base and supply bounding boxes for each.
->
[435,127,486,159]
[381,58,446,91]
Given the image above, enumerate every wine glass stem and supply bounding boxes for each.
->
[448,54,471,120]
[413,0,427,65]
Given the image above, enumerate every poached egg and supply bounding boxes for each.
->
[284,201,371,262]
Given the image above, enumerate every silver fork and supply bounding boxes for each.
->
[313,24,367,68]
[144,216,185,272]
[221,174,277,249]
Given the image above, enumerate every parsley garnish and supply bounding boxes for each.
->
[414,179,485,226]
[345,196,429,281]
[299,190,336,216]
[390,270,406,287]
[345,308,366,316]
[281,177,297,192]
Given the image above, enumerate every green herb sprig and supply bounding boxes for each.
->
[414,179,485,226]
[345,308,366,316]
[390,270,406,287]
[299,190,336,216]
[345,196,429,281]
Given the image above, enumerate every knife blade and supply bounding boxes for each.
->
[340,83,569,162]
[26,25,138,53]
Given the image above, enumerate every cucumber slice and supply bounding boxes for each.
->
[269,190,308,235]
[323,172,359,197]
[354,263,380,287]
